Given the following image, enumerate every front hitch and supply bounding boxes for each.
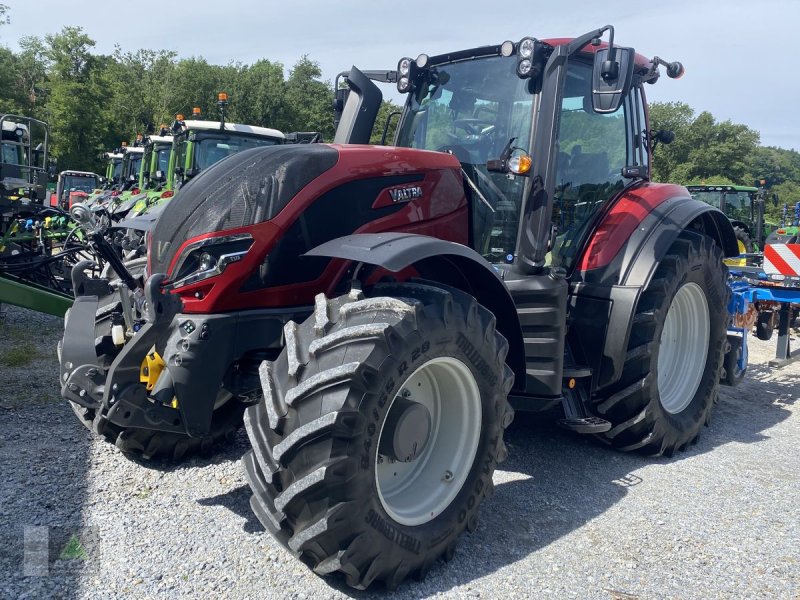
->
[61,269,186,434]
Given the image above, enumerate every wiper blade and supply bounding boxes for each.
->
[461,168,495,213]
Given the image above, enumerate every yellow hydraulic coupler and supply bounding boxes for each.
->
[139,351,179,408]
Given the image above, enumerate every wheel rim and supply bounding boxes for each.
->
[376,357,482,527]
[657,282,710,414]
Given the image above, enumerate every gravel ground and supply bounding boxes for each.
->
[0,303,798,599]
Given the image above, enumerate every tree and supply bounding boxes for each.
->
[649,102,760,185]
[43,27,107,171]
[370,100,403,145]
[283,56,334,138]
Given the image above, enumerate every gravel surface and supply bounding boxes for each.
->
[1,303,798,599]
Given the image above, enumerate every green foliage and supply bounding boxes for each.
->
[649,101,760,184]
[650,101,800,226]
[0,27,338,172]
[370,100,404,145]
[0,341,39,367]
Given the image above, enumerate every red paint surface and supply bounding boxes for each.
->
[169,145,469,313]
[541,38,653,70]
[577,183,687,271]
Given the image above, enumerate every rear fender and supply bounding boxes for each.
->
[307,233,526,389]
[574,196,737,391]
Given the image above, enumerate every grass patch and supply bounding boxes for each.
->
[0,324,29,343]
[59,535,87,561]
[0,342,39,367]
[134,486,152,500]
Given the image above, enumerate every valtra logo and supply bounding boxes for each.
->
[388,186,423,203]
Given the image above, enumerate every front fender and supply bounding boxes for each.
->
[307,233,527,391]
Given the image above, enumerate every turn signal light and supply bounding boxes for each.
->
[508,151,532,175]
[218,92,228,102]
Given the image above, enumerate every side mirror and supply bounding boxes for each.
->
[591,47,635,113]
[773,193,779,207]
[332,84,351,133]
[128,174,136,182]
[47,160,58,179]
[654,129,675,145]
[155,170,165,181]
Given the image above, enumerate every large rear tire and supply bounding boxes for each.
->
[592,232,729,456]
[243,282,514,590]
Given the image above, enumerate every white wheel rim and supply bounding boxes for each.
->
[657,282,710,414]
[376,357,482,527]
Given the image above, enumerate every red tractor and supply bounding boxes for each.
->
[61,26,738,589]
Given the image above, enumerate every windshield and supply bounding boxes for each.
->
[63,175,97,195]
[193,133,281,170]
[395,55,534,262]
[690,189,753,222]
[127,154,143,179]
[1,142,24,166]
[723,191,752,221]
[155,144,171,173]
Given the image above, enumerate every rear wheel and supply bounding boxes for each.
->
[242,282,514,590]
[592,232,729,456]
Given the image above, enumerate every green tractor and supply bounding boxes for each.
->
[687,184,778,257]
[120,95,286,221]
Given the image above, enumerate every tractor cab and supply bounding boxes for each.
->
[120,144,146,191]
[169,96,285,190]
[0,115,50,207]
[142,133,173,191]
[344,31,660,276]
[50,170,101,209]
[687,185,765,251]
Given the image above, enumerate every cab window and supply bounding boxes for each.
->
[550,59,629,270]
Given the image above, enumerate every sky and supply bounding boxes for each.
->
[3,0,798,150]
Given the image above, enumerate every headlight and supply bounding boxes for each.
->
[397,57,414,93]
[168,233,254,288]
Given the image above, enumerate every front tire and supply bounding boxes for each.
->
[733,226,754,254]
[68,395,244,461]
[242,282,514,590]
[592,233,729,456]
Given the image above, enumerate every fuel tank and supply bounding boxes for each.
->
[148,144,470,313]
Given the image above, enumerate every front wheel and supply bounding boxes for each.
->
[242,282,514,590]
[592,232,729,456]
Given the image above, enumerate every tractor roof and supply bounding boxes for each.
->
[541,38,653,70]
[104,152,124,160]
[687,185,759,192]
[149,135,173,144]
[1,120,28,134]
[183,120,285,139]
[425,37,654,73]
[124,146,145,155]
[61,170,99,177]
